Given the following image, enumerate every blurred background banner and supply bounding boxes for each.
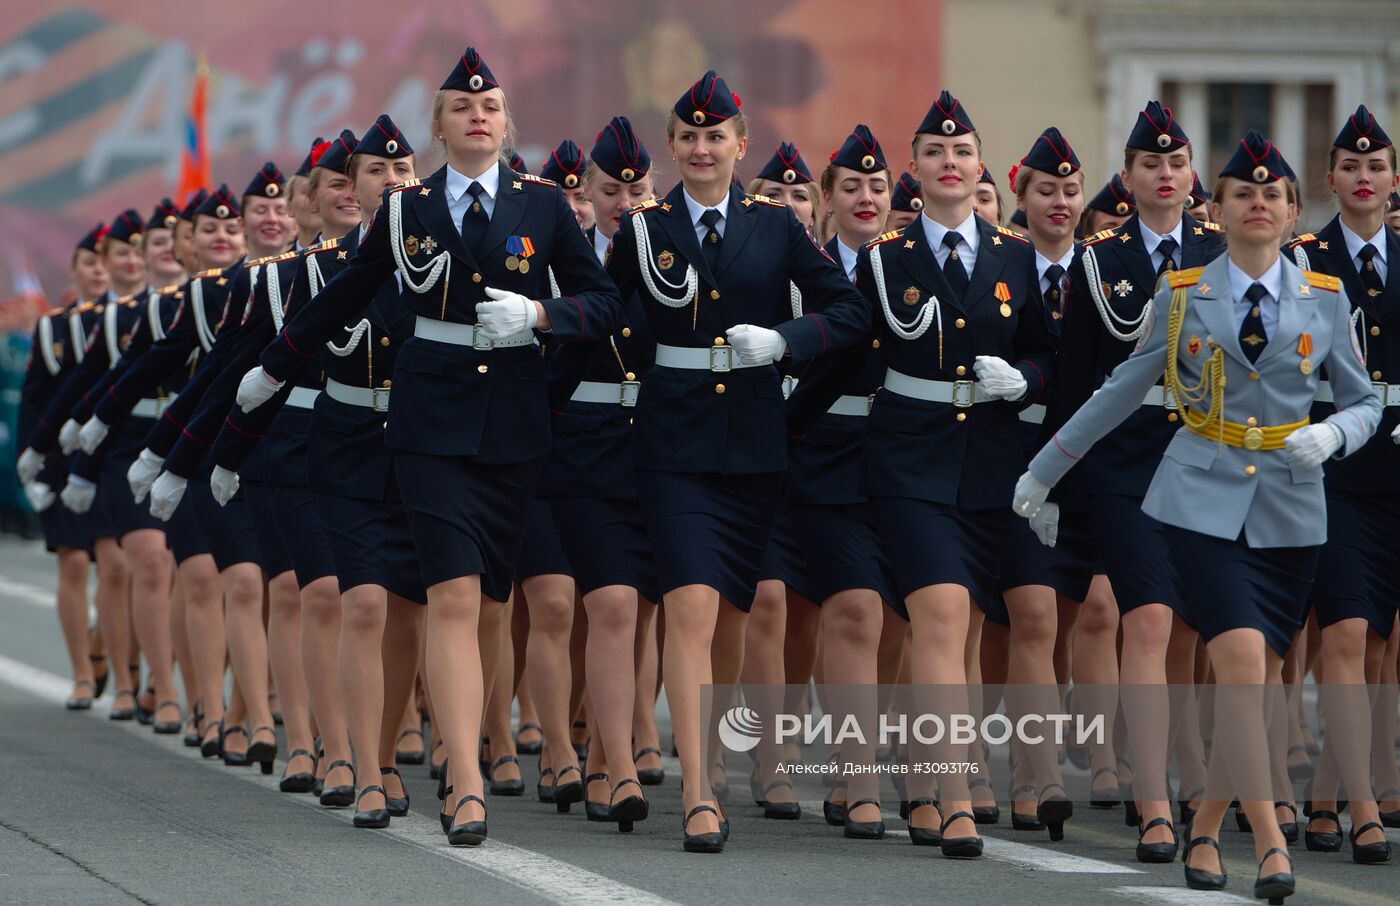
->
[0,1,943,305]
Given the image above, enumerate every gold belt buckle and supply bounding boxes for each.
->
[1242,426,1265,451]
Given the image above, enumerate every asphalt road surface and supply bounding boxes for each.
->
[0,536,1395,905]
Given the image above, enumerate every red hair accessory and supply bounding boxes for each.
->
[309,140,332,167]
[732,92,742,110]
[1006,161,1023,187]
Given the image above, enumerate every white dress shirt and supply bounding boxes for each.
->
[920,211,979,278]
[683,188,727,243]
[446,161,501,231]
[1227,256,1283,337]
[1140,218,1184,273]
[1340,220,1389,284]
[592,226,612,264]
[1035,248,1075,297]
[834,236,859,282]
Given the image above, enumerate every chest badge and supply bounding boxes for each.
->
[421,237,438,255]
[1298,333,1314,374]
[1187,335,1201,357]
[1113,279,1134,297]
[404,235,420,256]
[657,250,675,271]
[994,281,1012,317]
[903,286,921,306]
[505,236,536,273]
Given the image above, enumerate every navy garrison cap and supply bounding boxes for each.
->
[674,70,741,127]
[830,125,886,174]
[1127,101,1189,152]
[591,116,650,183]
[295,138,324,177]
[756,142,813,185]
[195,184,241,220]
[916,90,975,137]
[315,130,358,174]
[242,162,285,200]
[146,198,181,231]
[357,115,413,159]
[1219,130,1288,184]
[539,140,586,188]
[509,151,528,174]
[891,172,923,212]
[1022,127,1081,177]
[1088,175,1135,217]
[1188,174,1211,207]
[1334,104,1391,154]
[180,188,209,222]
[76,223,106,253]
[442,47,499,93]
[106,208,144,245]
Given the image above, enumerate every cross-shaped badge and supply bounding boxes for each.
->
[422,237,438,254]
[1114,279,1133,297]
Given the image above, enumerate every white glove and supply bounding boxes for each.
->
[1284,423,1343,469]
[78,417,109,454]
[60,475,96,514]
[1029,502,1059,548]
[23,481,55,513]
[127,448,164,503]
[148,471,187,522]
[237,366,284,413]
[476,287,539,339]
[210,466,240,507]
[17,447,45,484]
[1391,422,1400,445]
[725,325,789,365]
[973,355,1028,401]
[58,419,82,454]
[1012,470,1051,518]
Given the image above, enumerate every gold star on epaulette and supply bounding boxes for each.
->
[992,235,1002,246]
[1119,233,1131,243]
[660,203,672,212]
[741,197,754,207]
[1317,241,1329,250]
[420,187,430,197]
[337,250,347,260]
[216,277,228,286]
[1193,227,1204,236]
[513,181,523,190]
[904,240,915,249]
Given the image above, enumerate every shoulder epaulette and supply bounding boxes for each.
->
[155,284,183,295]
[246,254,279,267]
[1303,270,1341,292]
[1286,233,1318,249]
[518,173,557,187]
[865,230,905,249]
[193,267,223,279]
[996,225,1029,243]
[1198,220,1223,233]
[304,239,341,255]
[117,293,139,306]
[746,194,785,208]
[625,199,661,217]
[74,301,95,314]
[1084,228,1119,247]
[1166,267,1205,289]
[269,249,301,263]
[389,179,423,194]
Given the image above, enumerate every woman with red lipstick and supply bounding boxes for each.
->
[1286,105,1397,864]
[596,70,869,852]
[1039,101,1225,862]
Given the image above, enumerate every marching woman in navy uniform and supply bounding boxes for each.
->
[887,172,922,232]
[795,90,1057,857]
[974,165,1003,227]
[1285,106,1396,863]
[545,138,594,230]
[1079,175,1135,240]
[543,116,662,831]
[786,127,906,837]
[1040,102,1224,859]
[749,143,818,232]
[1016,131,1382,901]
[604,70,869,852]
[16,224,109,710]
[238,47,620,846]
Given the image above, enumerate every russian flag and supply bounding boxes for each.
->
[177,55,210,200]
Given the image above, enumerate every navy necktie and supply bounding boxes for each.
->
[461,181,488,254]
[942,231,969,297]
[699,209,722,272]
[1043,263,1066,316]
[1359,243,1384,300]
[1156,237,1179,276]
[1239,282,1269,363]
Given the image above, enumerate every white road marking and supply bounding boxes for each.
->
[1108,886,1252,905]
[0,651,682,906]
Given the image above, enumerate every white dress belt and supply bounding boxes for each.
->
[285,386,320,409]
[132,394,176,419]
[570,380,640,408]
[882,368,996,407]
[324,378,390,412]
[413,316,536,349]
[654,342,764,373]
[827,395,871,417]
[1314,380,1400,406]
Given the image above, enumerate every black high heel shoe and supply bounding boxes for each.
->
[447,794,488,846]
[760,780,801,820]
[488,755,524,797]
[682,804,724,853]
[1183,835,1227,890]
[1010,785,1044,831]
[585,773,611,822]
[320,760,356,807]
[1304,809,1343,852]
[1090,767,1121,809]
[109,689,138,721]
[183,705,202,747]
[221,726,250,766]
[1036,783,1073,842]
[970,777,999,824]
[823,783,847,827]
[439,785,454,833]
[1253,847,1294,904]
[353,785,391,829]
[437,756,450,801]
[552,765,584,813]
[428,742,446,780]
[536,763,555,804]
[200,720,222,758]
[65,680,95,711]
[634,747,665,785]
[1275,802,1298,845]
[280,749,316,793]
[514,722,543,756]
[89,642,108,700]
[395,727,426,766]
[247,726,277,775]
[136,680,154,725]
[907,799,941,846]
[939,810,983,859]
[1235,802,1252,833]
[610,778,648,833]
[382,766,410,817]
[571,721,590,759]
[1177,787,1204,826]
[1349,820,1392,864]
[1378,789,1400,828]
[1136,816,1179,863]
[152,701,182,735]
[844,798,886,840]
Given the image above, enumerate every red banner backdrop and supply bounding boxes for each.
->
[0,1,941,311]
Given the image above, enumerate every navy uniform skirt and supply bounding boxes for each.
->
[1088,493,1182,614]
[40,499,92,554]
[244,480,294,578]
[790,501,902,619]
[394,450,540,601]
[93,417,165,538]
[550,495,658,602]
[270,483,337,589]
[871,497,1010,615]
[513,496,573,582]
[636,469,782,613]
[318,493,426,605]
[757,502,816,604]
[189,479,261,571]
[989,511,1103,627]
[164,487,210,564]
[1310,491,1400,639]
[1165,525,1319,658]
